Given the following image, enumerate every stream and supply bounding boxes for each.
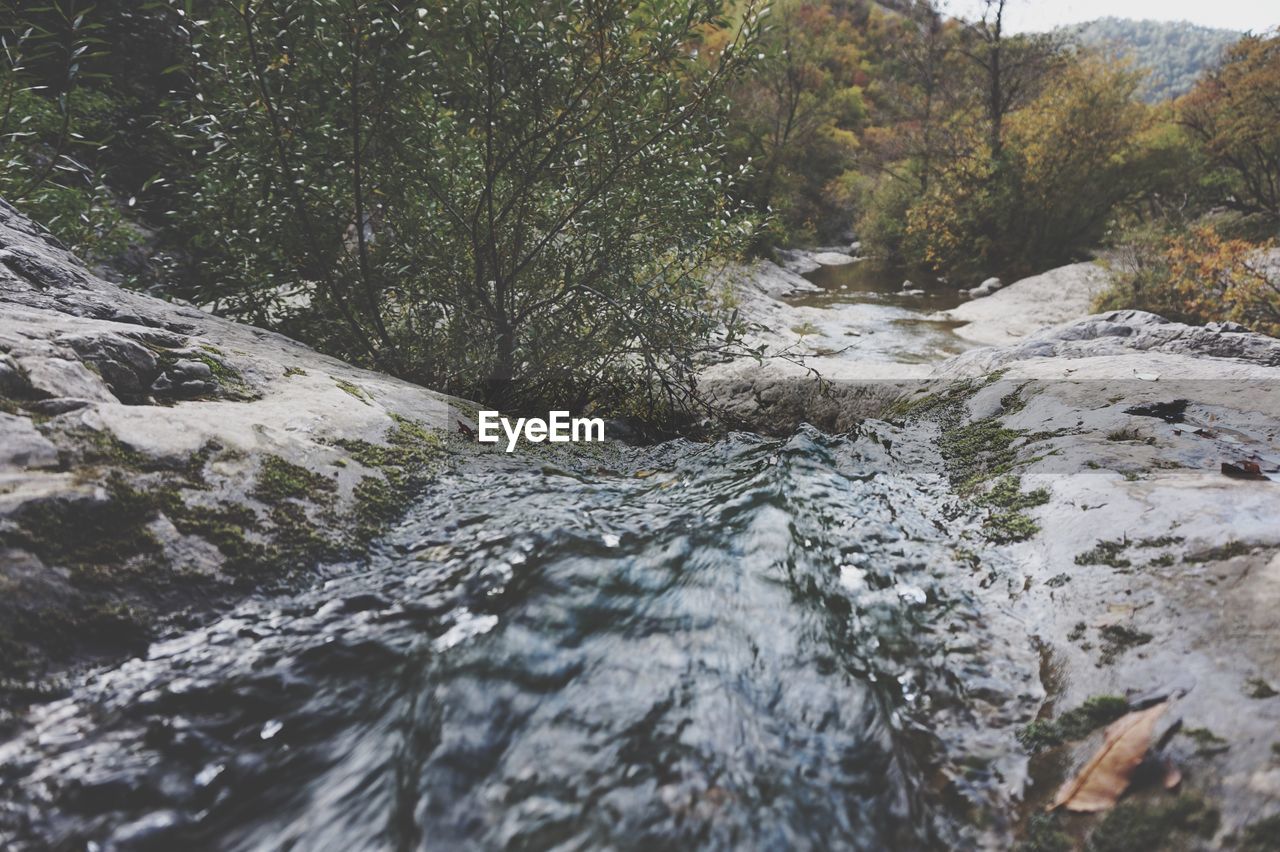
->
[0,427,1042,851]
[782,259,974,369]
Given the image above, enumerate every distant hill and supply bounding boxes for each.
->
[1061,18,1242,102]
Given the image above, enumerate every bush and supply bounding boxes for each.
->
[0,6,138,260]
[1096,225,1280,336]
[172,0,762,418]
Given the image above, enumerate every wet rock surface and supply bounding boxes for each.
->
[0,199,468,706]
[0,430,1043,851]
[2,200,1280,848]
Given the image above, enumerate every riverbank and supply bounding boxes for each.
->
[697,255,1112,434]
[887,310,1280,844]
[3,204,1279,847]
[938,262,1114,346]
[0,200,472,716]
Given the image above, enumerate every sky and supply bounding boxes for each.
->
[948,0,1278,34]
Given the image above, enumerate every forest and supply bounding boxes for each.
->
[2,0,1278,417]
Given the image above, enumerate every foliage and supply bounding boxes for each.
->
[889,56,1149,277]
[0,1,137,258]
[1179,32,1280,218]
[714,0,867,246]
[1063,17,1240,103]
[1097,225,1279,336]
[170,0,762,417]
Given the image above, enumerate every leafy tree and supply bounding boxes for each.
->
[0,0,135,258]
[897,55,1149,276]
[957,0,1062,161]
[1179,32,1280,218]
[717,0,867,246]
[173,0,762,416]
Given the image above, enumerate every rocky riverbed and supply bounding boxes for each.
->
[2,207,1280,849]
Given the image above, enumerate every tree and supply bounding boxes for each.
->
[718,0,867,245]
[175,0,762,416]
[1179,32,1280,218]
[899,54,1150,276]
[0,0,134,258]
[958,0,1062,161]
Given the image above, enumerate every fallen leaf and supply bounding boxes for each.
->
[1162,759,1182,790]
[1222,460,1265,480]
[1051,700,1169,812]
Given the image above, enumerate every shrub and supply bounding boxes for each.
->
[172,0,763,417]
[1097,225,1279,336]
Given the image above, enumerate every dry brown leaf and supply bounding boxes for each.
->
[1050,700,1169,813]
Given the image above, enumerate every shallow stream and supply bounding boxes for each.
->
[0,428,1042,851]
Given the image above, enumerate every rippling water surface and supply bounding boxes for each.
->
[0,427,1041,851]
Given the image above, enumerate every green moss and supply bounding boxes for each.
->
[1019,812,1072,852]
[975,476,1049,543]
[267,502,340,563]
[1106,427,1155,444]
[251,454,337,504]
[1045,573,1071,588]
[978,476,1051,511]
[352,475,407,542]
[984,511,1040,543]
[1186,541,1251,563]
[333,415,443,488]
[1018,694,1129,753]
[1075,538,1132,569]
[940,417,1025,490]
[283,366,307,377]
[1099,624,1153,664]
[1247,678,1278,699]
[1087,795,1219,852]
[8,474,165,588]
[1239,814,1280,852]
[333,377,371,404]
[1067,621,1087,642]
[1181,726,1229,755]
[1149,553,1176,567]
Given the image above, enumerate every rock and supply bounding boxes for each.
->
[170,359,213,380]
[26,397,93,415]
[809,251,857,266]
[17,355,116,402]
[0,197,470,691]
[58,331,160,400]
[0,353,27,396]
[901,280,914,290]
[964,277,1004,299]
[0,413,59,469]
[771,248,821,275]
[848,241,863,255]
[107,809,186,849]
[942,262,1113,346]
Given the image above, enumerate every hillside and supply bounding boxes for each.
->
[1062,17,1242,102]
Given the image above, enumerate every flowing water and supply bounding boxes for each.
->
[783,260,973,367]
[0,427,1042,851]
